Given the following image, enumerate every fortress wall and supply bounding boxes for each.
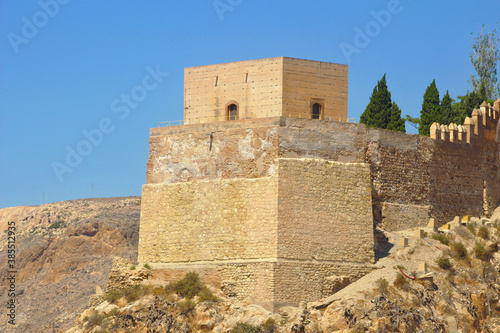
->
[277,158,374,263]
[272,262,377,309]
[364,129,433,231]
[217,262,275,310]
[366,105,499,229]
[184,58,283,124]
[282,58,348,121]
[485,142,500,213]
[147,119,281,184]
[428,104,499,220]
[429,140,484,223]
[138,176,279,264]
[278,118,366,163]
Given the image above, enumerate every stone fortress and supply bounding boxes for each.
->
[138,57,500,311]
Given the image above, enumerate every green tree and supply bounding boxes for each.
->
[440,90,454,125]
[452,91,484,124]
[387,102,405,132]
[360,74,394,129]
[469,24,500,100]
[419,80,441,136]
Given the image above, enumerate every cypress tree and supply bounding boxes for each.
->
[360,74,392,129]
[387,102,405,132]
[440,90,454,125]
[419,80,441,136]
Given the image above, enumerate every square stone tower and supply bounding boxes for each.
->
[139,57,375,311]
[183,57,348,124]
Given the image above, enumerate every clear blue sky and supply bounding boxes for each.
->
[1,1,499,208]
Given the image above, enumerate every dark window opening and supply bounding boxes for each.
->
[312,103,322,119]
[227,104,238,121]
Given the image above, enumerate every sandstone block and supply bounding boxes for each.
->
[397,237,408,248]
[414,229,424,239]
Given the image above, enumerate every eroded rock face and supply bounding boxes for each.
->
[0,197,141,333]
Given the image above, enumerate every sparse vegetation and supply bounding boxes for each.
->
[123,284,146,302]
[105,284,150,304]
[375,278,389,294]
[432,233,449,245]
[474,241,490,261]
[477,225,489,239]
[143,263,151,270]
[105,289,123,304]
[86,313,105,329]
[174,272,204,299]
[178,299,196,315]
[466,223,476,235]
[261,318,278,333]
[48,221,61,229]
[231,322,262,333]
[130,265,136,270]
[199,286,219,302]
[436,255,453,270]
[393,273,409,290]
[450,241,468,260]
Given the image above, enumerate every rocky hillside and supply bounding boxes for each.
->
[0,197,141,333]
[64,207,500,333]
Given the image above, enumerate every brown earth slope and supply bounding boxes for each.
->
[0,197,141,333]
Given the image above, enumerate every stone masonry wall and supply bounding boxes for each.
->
[278,118,365,163]
[272,261,377,309]
[138,176,278,264]
[146,115,498,233]
[277,158,375,263]
[147,118,280,184]
[364,129,433,230]
[365,112,499,230]
[282,58,348,121]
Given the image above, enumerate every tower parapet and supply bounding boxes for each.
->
[430,99,500,144]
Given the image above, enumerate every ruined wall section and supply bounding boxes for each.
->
[138,176,278,264]
[146,118,281,184]
[277,158,374,263]
[184,58,283,124]
[282,58,348,121]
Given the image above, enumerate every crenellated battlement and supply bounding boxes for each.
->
[430,99,500,143]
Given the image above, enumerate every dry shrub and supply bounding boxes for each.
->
[450,241,468,260]
[178,299,196,315]
[477,225,489,240]
[435,255,453,270]
[375,278,388,294]
[432,233,449,246]
[393,273,410,290]
[173,272,218,302]
[466,223,476,236]
[473,241,491,261]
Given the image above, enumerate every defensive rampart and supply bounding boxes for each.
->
[139,100,499,309]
